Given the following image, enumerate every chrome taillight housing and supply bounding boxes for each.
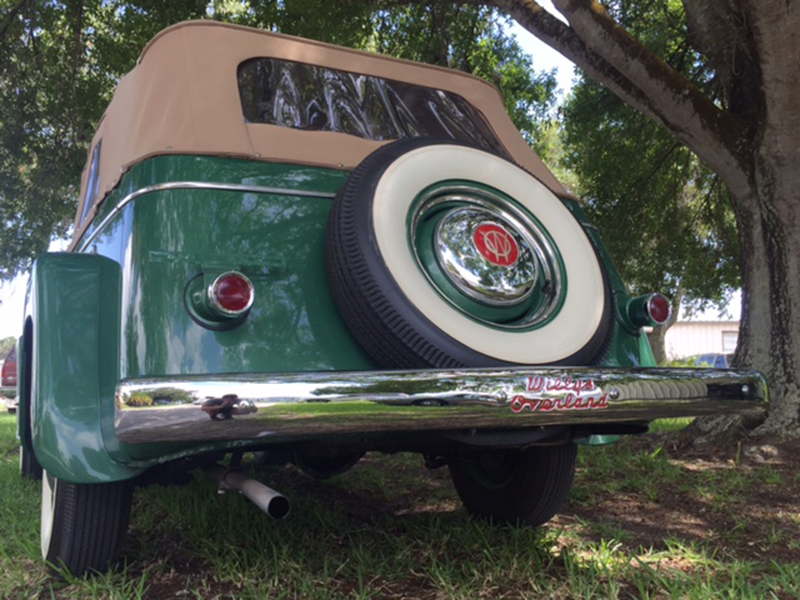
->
[627,293,672,327]
[208,272,254,316]
[186,270,254,329]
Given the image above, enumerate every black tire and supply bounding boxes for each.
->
[41,471,133,577]
[326,138,612,369]
[20,445,42,481]
[19,321,41,481]
[448,443,577,526]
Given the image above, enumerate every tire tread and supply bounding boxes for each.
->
[44,476,132,577]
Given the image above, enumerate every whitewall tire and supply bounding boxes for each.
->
[326,139,612,368]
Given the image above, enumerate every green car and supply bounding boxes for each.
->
[16,20,766,576]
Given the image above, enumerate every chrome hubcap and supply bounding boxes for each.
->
[434,208,536,306]
[411,183,564,329]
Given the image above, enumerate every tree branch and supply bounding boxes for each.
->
[0,0,27,44]
[491,0,753,196]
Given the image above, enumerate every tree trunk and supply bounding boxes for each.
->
[732,163,800,439]
[726,4,800,439]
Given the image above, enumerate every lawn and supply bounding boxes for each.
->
[1,413,798,599]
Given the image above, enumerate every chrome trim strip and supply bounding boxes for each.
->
[78,182,337,251]
[115,367,767,444]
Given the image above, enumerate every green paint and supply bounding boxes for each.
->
[15,329,29,450]
[29,253,139,483]
[559,195,661,366]
[84,157,374,379]
[638,331,658,367]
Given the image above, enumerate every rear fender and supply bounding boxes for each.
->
[29,253,139,483]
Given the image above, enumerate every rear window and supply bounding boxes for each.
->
[237,57,507,156]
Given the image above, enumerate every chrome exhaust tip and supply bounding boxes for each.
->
[208,466,290,519]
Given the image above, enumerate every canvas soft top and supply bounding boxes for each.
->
[73,20,566,244]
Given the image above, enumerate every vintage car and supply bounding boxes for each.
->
[17,20,766,576]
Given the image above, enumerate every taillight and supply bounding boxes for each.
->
[646,294,671,325]
[186,270,255,330]
[209,272,254,316]
[627,293,672,327]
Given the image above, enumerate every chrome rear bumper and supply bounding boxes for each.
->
[114,367,767,444]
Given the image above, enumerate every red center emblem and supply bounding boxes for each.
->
[473,223,519,267]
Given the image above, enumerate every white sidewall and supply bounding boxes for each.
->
[372,145,605,363]
[41,471,56,559]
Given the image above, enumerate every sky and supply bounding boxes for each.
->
[509,20,577,98]
[0,276,26,340]
[0,5,737,340]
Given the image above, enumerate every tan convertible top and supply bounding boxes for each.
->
[73,20,565,242]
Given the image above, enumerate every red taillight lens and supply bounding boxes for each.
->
[626,293,672,327]
[209,272,254,315]
[646,293,671,324]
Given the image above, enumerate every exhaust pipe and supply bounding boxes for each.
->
[208,466,290,519]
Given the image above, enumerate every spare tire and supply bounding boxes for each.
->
[326,139,611,369]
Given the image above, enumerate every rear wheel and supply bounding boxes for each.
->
[448,443,577,526]
[41,471,133,576]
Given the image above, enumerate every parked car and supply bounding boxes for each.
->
[693,353,734,368]
[17,20,767,576]
[2,345,17,412]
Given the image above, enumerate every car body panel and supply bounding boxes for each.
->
[28,253,138,482]
[80,157,375,379]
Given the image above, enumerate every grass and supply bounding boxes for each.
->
[1,413,798,599]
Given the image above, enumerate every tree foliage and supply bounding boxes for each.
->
[557,0,741,314]
[0,1,555,280]
[0,336,15,356]
[369,4,556,149]
[563,81,741,304]
[560,79,740,361]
